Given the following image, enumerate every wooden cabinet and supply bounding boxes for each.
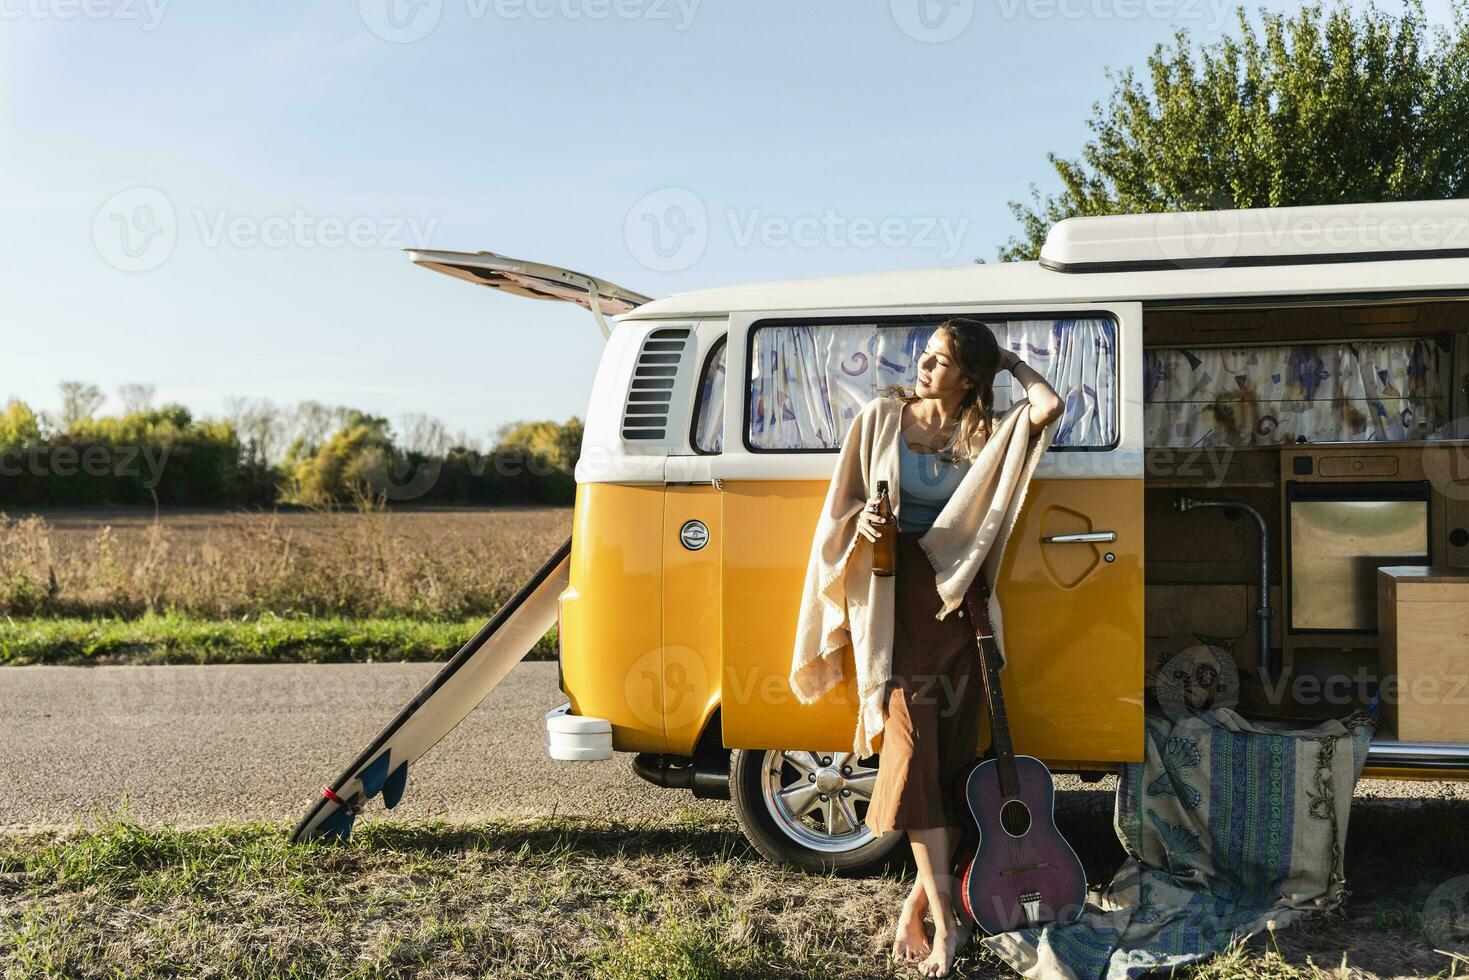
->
[1377,566,1469,742]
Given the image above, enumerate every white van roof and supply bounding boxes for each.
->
[623,198,1469,320]
[1039,197,1469,272]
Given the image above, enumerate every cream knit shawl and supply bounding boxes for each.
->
[788,394,1059,757]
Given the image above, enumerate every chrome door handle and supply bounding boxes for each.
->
[1041,531,1117,544]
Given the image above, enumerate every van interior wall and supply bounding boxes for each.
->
[1140,299,1469,734]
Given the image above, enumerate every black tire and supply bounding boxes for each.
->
[729,747,907,875]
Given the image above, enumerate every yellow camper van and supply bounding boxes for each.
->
[296,198,1469,869]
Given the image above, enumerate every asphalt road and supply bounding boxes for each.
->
[0,661,730,830]
[3,662,1465,831]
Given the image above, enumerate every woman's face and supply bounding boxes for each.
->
[915,328,973,401]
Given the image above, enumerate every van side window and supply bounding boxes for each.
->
[746,317,1116,451]
[692,335,727,453]
[1144,338,1448,445]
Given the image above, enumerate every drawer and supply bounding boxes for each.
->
[1378,567,1469,743]
[1318,455,1399,477]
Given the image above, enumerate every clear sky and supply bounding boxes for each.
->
[2,0,1451,441]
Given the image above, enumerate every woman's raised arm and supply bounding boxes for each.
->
[999,348,1064,430]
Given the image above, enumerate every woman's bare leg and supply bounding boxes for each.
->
[902,824,973,947]
[892,877,931,960]
[908,826,961,977]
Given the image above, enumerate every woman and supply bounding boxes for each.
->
[853,318,1063,978]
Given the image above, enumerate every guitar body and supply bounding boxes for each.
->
[956,755,1088,934]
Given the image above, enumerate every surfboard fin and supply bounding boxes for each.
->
[357,751,393,799]
[382,762,409,810]
[316,804,358,842]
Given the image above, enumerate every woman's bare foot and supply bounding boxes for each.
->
[891,890,931,961]
[918,920,960,978]
[950,907,974,951]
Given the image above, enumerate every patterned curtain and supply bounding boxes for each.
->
[1144,338,1447,446]
[693,338,726,452]
[746,318,1117,450]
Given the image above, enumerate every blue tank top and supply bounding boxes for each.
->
[897,425,971,533]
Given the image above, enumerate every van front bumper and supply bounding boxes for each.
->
[544,701,613,761]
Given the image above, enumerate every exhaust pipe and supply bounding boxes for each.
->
[1174,495,1273,679]
[633,752,731,800]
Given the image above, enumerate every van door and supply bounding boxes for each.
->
[660,328,727,755]
[712,304,1145,768]
[406,249,652,337]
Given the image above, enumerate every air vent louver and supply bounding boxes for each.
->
[622,327,690,441]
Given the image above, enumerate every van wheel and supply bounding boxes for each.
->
[730,748,905,875]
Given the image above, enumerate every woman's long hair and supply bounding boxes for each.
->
[877,318,1002,463]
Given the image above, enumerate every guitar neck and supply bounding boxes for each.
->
[968,594,1020,798]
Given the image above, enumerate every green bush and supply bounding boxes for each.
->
[0,393,581,508]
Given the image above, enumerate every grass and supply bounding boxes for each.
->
[0,812,819,979]
[0,614,558,666]
[2,806,1465,979]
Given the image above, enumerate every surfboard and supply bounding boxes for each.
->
[290,535,572,843]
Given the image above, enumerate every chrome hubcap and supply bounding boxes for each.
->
[760,749,881,853]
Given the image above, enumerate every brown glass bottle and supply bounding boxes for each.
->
[872,480,896,576]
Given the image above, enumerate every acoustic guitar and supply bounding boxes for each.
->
[953,573,1088,934]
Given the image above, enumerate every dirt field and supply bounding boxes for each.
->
[0,506,572,620]
[26,505,570,547]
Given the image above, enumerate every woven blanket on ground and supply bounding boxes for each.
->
[982,705,1377,979]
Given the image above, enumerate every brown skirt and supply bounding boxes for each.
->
[864,531,986,836]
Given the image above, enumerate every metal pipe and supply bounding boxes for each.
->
[1173,495,1273,678]
[1366,739,1469,768]
[632,752,731,800]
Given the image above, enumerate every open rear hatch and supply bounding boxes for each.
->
[406,249,653,337]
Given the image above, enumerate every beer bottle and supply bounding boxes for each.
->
[872,480,896,577]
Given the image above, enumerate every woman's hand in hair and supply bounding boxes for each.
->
[997,347,1019,373]
[855,492,889,542]
[1005,353,1064,429]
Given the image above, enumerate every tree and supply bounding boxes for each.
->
[286,422,388,504]
[999,0,1469,261]
[284,411,411,504]
[494,417,584,477]
[224,396,285,466]
[0,399,43,450]
[54,381,104,432]
[286,400,338,458]
[397,412,450,457]
[118,383,156,415]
